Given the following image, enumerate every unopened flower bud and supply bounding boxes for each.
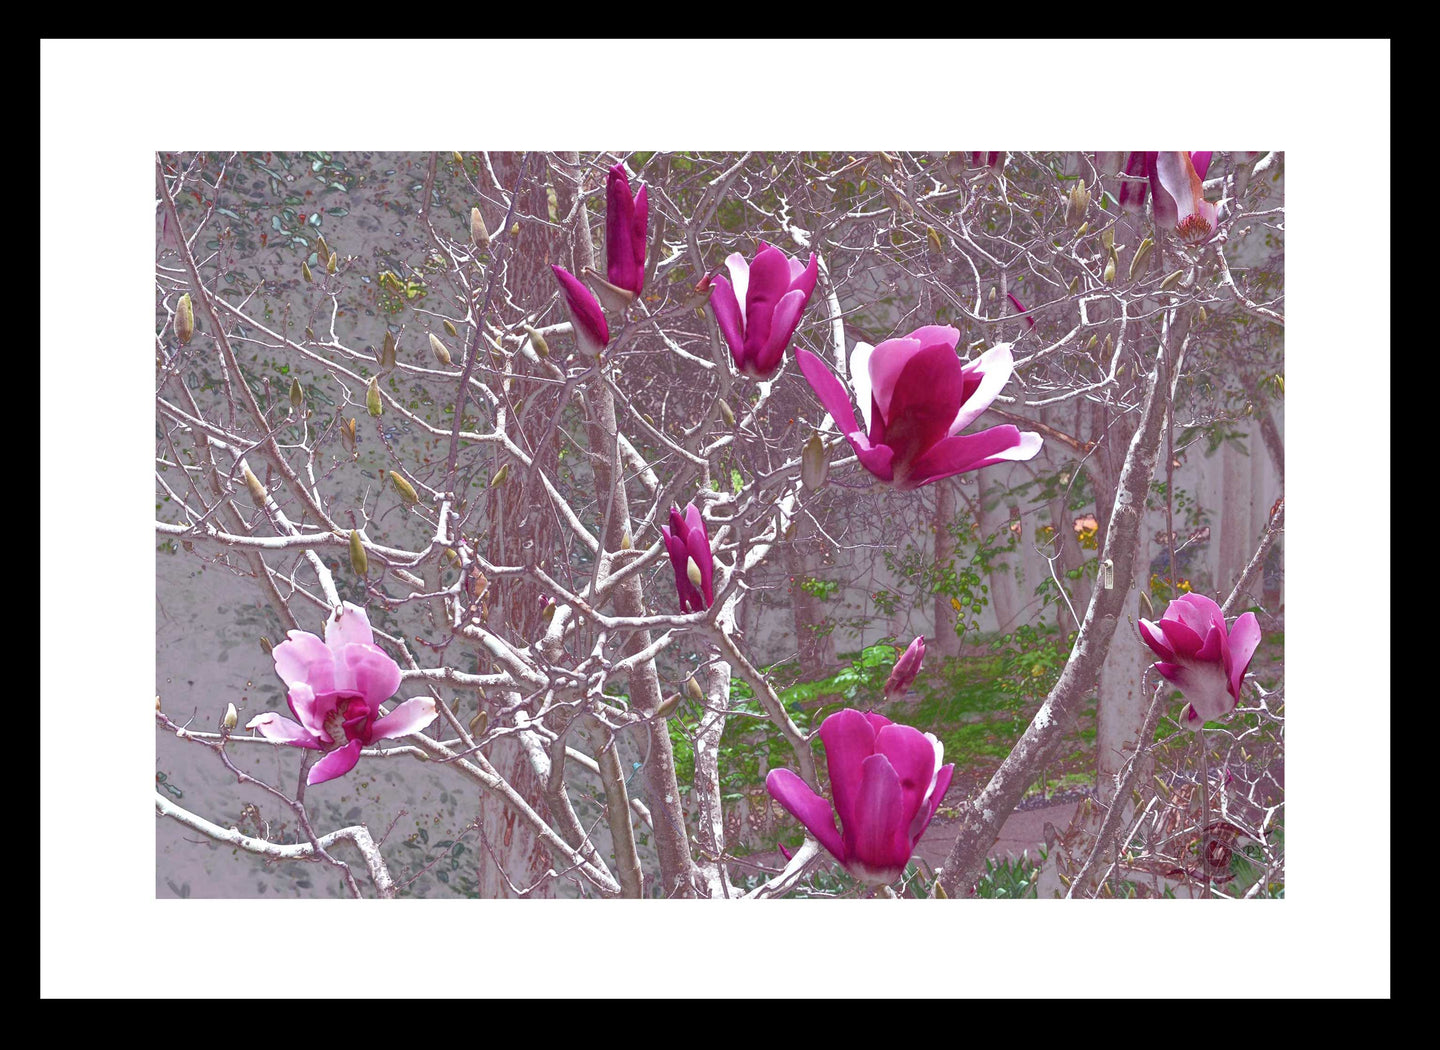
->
[1196,306,1208,325]
[222,703,238,730]
[1085,335,1097,350]
[326,252,338,275]
[452,151,464,165]
[926,226,943,252]
[801,432,828,491]
[654,693,682,720]
[340,417,357,456]
[302,260,313,283]
[429,332,452,366]
[380,330,397,371]
[316,235,330,261]
[289,378,304,408]
[389,471,419,504]
[1159,269,1183,291]
[443,319,458,338]
[1129,237,1154,282]
[540,600,556,622]
[471,207,490,248]
[1065,181,1090,226]
[685,676,705,702]
[349,529,368,575]
[490,463,509,488]
[686,557,703,591]
[718,399,736,428]
[175,293,195,345]
[1101,226,1115,251]
[620,530,633,550]
[156,694,162,712]
[509,221,520,236]
[243,465,268,505]
[988,286,997,301]
[367,376,382,416]
[1076,221,1089,235]
[524,324,549,358]
[932,882,948,899]
[469,709,489,738]
[259,635,273,655]
[1068,275,1079,294]
[1103,257,1116,283]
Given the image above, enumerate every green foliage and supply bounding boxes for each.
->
[975,849,1044,898]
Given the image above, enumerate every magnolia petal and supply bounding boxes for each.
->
[1138,619,1174,660]
[818,708,882,839]
[950,342,1015,434]
[245,712,322,749]
[710,276,747,368]
[1195,623,1226,664]
[1190,152,1214,179]
[724,252,751,320]
[849,753,912,878]
[796,348,862,438]
[1170,660,1233,722]
[879,343,971,473]
[325,602,374,651]
[754,287,810,376]
[849,342,875,435]
[872,722,939,831]
[852,438,896,482]
[341,644,403,715]
[1226,612,1262,700]
[1154,661,1183,683]
[1181,703,1205,731]
[551,265,609,356]
[272,631,336,694]
[1158,616,1206,659]
[903,425,1042,489]
[1169,593,1225,638]
[765,768,845,862]
[370,696,439,741]
[685,528,714,608]
[911,762,954,842]
[1154,152,1206,232]
[308,740,364,785]
[740,244,795,362]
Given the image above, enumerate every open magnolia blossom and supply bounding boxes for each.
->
[766,708,954,885]
[551,265,609,357]
[1139,592,1261,731]
[660,502,714,612]
[583,163,649,311]
[882,636,925,699]
[246,602,437,785]
[1118,151,1218,245]
[796,325,1043,490]
[709,242,819,379]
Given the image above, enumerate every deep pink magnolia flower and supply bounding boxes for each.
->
[1007,292,1036,329]
[1139,592,1261,731]
[1118,151,1218,244]
[246,602,437,785]
[551,265,609,357]
[766,708,954,885]
[710,242,819,379]
[660,502,714,612]
[971,152,1002,170]
[795,325,1043,490]
[883,636,926,699]
[605,163,648,297]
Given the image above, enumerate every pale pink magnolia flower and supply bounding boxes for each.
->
[709,242,819,379]
[1139,592,1261,731]
[766,709,954,885]
[246,603,437,784]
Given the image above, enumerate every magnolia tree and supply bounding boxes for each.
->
[155,150,1284,898]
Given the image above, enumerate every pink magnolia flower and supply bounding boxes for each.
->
[246,602,437,785]
[1007,292,1036,329]
[605,163,648,297]
[551,265,609,357]
[795,325,1043,490]
[1139,592,1261,731]
[1118,151,1218,245]
[660,502,714,612]
[709,242,819,378]
[883,636,926,699]
[766,708,954,885]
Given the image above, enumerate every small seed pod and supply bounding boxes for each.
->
[718,399,736,428]
[242,465,268,505]
[471,207,490,249]
[349,529,368,575]
[175,293,195,345]
[429,333,452,366]
[290,378,304,408]
[389,471,419,504]
[222,703,238,731]
[367,376,383,416]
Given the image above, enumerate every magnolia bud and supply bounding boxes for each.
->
[546,185,559,222]
[1103,257,1116,283]
[443,319,458,338]
[654,694,682,720]
[222,703,238,730]
[540,600,556,622]
[932,882,948,899]
[156,694,162,712]
[1076,221,1089,235]
[471,207,490,248]
[367,376,383,416]
[302,260,313,283]
[686,557,703,590]
[429,332,452,366]
[926,226,943,252]
[801,432,828,491]
[305,326,315,342]
[242,465,268,505]
[1129,237,1153,282]
[340,417,357,456]
[259,635,273,655]
[1159,269,1183,291]
[1065,182,1090,226]
[988,286,997,301]
[490,463,509,488]
[620,530,633,550]
[389,471,419,504]
[469,709,489,738]
[380,330,397,371]
[1103,334,1114,355]
[326,252,338,275]
[1101,226,1115,250]
[1067,275,1079,294]
[289,378,304,408]
[524,324,549,358]
[316,235,330,262]
[1196,306,1208,325]
[349,529,368,575]
[1085,335,1097,350]
[175,293,195,345]
[685,676,705,702]
[509,221,520,237]
[718,399,736,428]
